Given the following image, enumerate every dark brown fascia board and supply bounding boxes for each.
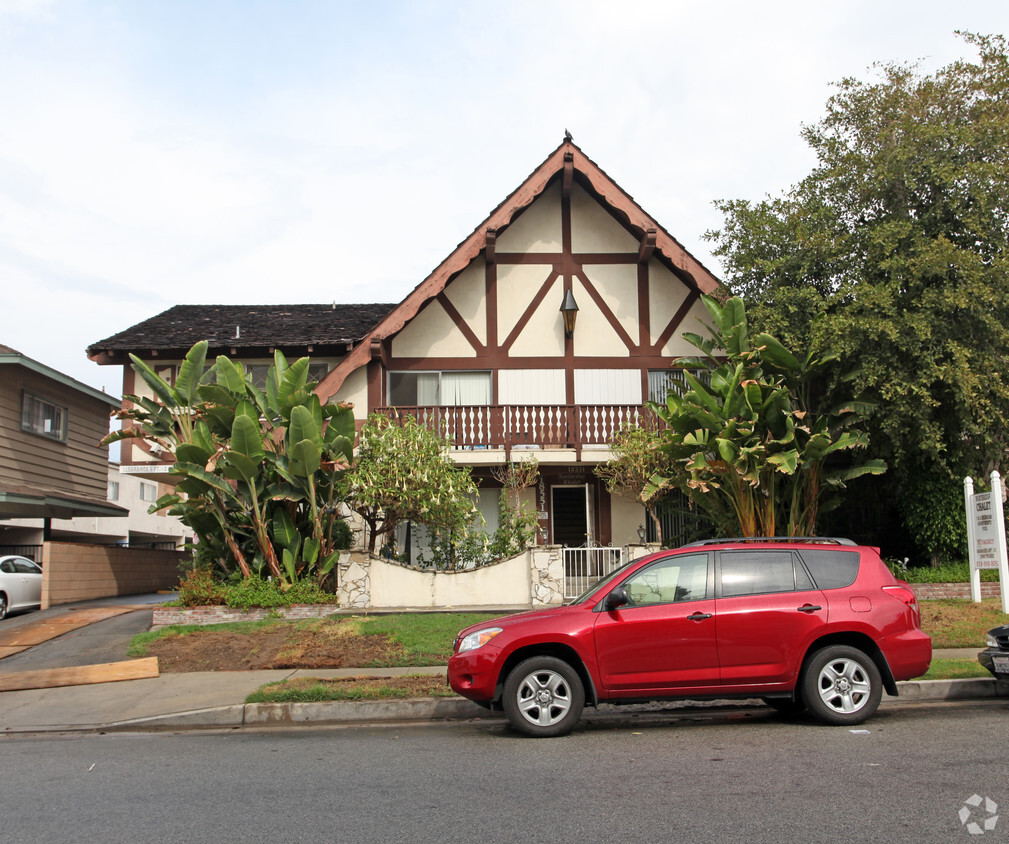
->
[89,343,352,367]
[315,140,723,401]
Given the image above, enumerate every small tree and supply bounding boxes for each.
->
[345,413,479,553]
[647,295,885,537]
[595,423,673,544]
[489,459,541,556]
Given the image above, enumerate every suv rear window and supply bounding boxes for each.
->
[798,549,860,590]
[719,550,798,597]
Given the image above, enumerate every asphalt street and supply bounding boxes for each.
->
[2,698,1007,844]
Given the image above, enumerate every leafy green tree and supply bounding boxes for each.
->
[105,342,355,585]
[706,32,1009,503]
[345,413,480,553]
[595,423,675,543]
[647,296,884,537]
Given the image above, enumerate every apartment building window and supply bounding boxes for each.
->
[21,392,68,441]
[139,482,158,503]
[108,481,120,501]
[388,371,491,406]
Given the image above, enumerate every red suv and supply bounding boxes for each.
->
[448,538,931,736]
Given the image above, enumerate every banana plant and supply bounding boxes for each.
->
[102,343,356,585]
[648,295,885,537]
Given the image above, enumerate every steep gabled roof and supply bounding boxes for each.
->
[315,138,722,400]
[88,303,396,365]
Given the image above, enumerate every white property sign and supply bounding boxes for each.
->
[964,472,1009,612]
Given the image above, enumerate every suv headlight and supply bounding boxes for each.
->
[986,633,999,649]
[457,627,503,653]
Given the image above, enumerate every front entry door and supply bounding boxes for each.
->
[552,485,588,546]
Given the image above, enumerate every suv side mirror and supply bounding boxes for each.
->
[603,587,629,611]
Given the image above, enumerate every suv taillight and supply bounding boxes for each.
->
[882,584,921,625]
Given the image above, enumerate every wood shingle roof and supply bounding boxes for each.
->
[87,303,395,364]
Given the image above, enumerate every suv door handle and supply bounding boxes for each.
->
[686,612,712,621]
[797,604,823,613]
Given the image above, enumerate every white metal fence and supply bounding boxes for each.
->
[563,544,627,599]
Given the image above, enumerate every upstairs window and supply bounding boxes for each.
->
[388,372,491,406]
[108,481,120,501]
[21,392,68,442]
[648,368,711,404]
[139,482,159,503]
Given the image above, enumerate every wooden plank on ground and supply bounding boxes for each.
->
[0,646,28,659]
[0,657,160,692]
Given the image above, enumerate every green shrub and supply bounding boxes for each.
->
[222,576,336,610]
[176,568,227,606]
[887,560,1000,583]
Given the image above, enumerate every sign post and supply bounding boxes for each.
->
[964,471,1009,613]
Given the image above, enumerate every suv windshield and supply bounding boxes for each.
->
[568,558,639,605]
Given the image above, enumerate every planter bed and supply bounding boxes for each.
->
[910,582,1002,600]
[153,604,339,629]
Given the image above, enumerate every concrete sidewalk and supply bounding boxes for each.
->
[2,665,1006,734]
[0,596,1006,735]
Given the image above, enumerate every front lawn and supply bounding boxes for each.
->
[128,598,1008,700]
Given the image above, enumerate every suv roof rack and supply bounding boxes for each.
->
[682,537,857,547]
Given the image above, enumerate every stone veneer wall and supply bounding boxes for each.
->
[153,604,338,628]
[41,541,186,609]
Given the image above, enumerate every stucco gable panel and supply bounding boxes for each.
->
[581,263,639,342]
[443,257,487,346]
[571,276,629,358]
[571,182,639,254]
[392,301,477,358]
[648,258,690,347]
[507,275,566,358]
[663,296,714,357]
[496,181,562,253]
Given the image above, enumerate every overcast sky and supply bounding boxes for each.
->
[3,0,1008,397]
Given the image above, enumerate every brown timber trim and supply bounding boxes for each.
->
[384,356,681,370]
[367,358,383,408]
[314,139,722,403]
[485,228,496,265]
[501,269,561,352]
[638,228,657,263]
[436,292,486,354]
[653,289,701,354]
[573,269,637,352]
[562,151,574,197]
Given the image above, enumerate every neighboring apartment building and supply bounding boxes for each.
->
[87,138,721,556]
[0,344,127,554]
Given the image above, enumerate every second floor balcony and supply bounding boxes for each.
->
[374,404,658,458]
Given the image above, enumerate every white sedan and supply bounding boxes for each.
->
[0,555,43,620]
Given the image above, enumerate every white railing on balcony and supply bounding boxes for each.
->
[374,405,657,452]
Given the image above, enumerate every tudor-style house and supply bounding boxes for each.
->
[88,139,721,562]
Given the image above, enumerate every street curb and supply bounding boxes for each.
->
[22,676,998,735]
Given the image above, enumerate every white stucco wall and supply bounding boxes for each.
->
[333,366,369,419]
[368,553,532,608]
[443,257,488,346]
[496,181,563,253]
[610,494,647,548]
[392,300,477,358]
[571,183,638,254]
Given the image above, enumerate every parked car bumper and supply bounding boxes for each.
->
[878,629,932,681]
[448,647,503,705]
[978,649,1009,679]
